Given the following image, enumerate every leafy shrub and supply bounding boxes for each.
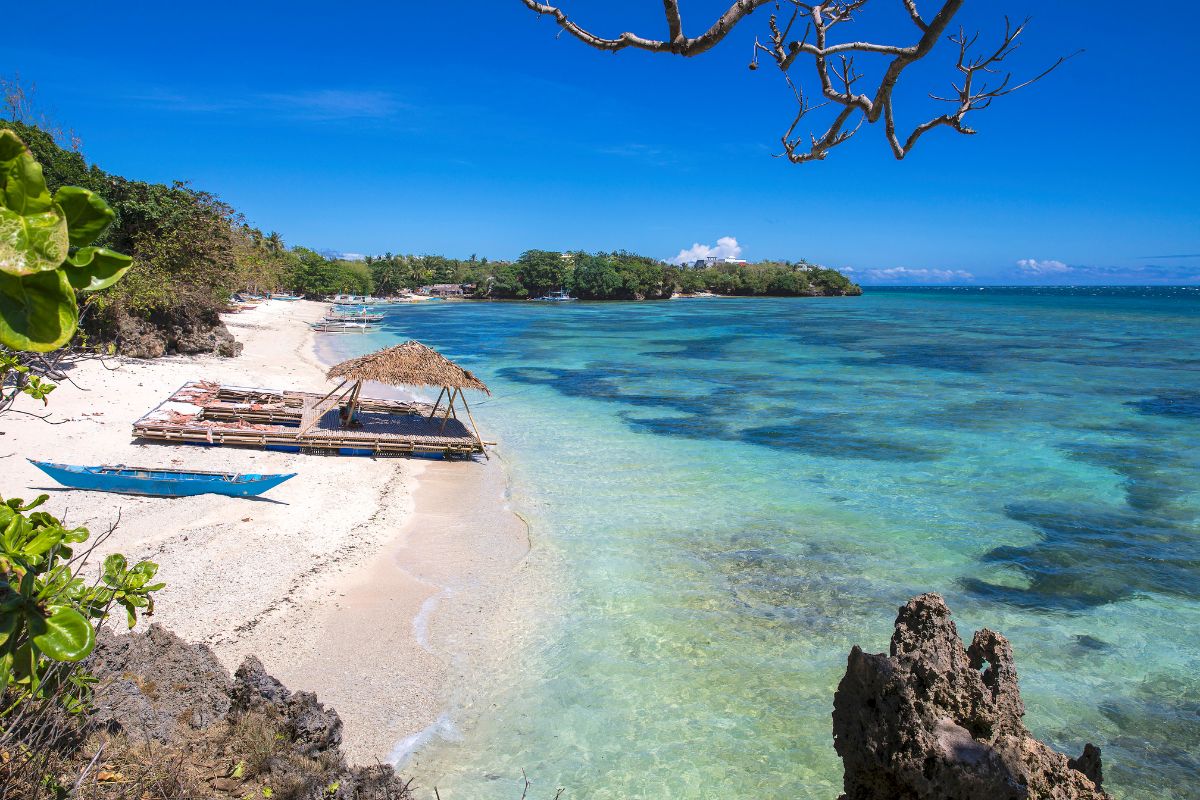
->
[0,494,162,712]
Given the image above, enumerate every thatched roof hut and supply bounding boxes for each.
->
[326,340,490,395]
[313,341,490,455]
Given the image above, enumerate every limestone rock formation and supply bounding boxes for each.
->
[89,625,411,798]
[232,654,344,757]
[93,304,242,359]
[91,623,232,741]
[832,593,1111,800]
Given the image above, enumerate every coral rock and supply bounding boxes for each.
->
[832,593,1111,800]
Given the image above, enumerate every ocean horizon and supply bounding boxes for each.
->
[323,288,1200,800]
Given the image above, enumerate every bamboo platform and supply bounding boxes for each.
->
[132,382,485,458]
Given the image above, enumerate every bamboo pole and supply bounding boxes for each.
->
[345,380,364,426]
[458,392,488,458]
[311,379,349,410]
[427,387,447,419]
[438,388,458,433]
[298,380,355,435]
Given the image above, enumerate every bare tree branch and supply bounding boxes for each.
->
[520,0,773,55]
[519,0,1076,164]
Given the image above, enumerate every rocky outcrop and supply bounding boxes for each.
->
[232,655,344,757]
[832,594,1111,800]
[91,623,232,741]
[88,625,411,799]
[91,304,242,359]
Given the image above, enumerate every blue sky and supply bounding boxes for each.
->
[8,2,1199,284]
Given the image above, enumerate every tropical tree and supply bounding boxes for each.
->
[516,249,569,297]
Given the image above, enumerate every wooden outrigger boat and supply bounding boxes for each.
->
[310,321,378,333]
[29,459,296,498]
[324,312,384,323]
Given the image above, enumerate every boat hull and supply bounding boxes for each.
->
[29,460,295,498]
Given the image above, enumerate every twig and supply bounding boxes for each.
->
[71,741,107,793]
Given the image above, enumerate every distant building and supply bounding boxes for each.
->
[422,284,465,297]
[691,256,749,269]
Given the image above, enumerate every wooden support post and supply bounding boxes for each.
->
[428,387,447,419]
[458,392,488,459]
[438,388,458,433]
[344,380,363,426]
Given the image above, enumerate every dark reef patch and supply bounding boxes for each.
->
[643,336,730,361]
[742,413,947,462]
[1063,441,1194,514]
[1128,391,1200,418]
[962,502,1200,610]
[837,341,995,374]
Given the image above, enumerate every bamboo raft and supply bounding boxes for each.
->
[132,382,488,458]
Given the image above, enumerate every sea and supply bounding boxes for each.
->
[321,287,1200,800]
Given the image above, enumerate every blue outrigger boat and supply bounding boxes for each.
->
[29,460,296,498]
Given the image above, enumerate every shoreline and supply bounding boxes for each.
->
[0,299,533,765]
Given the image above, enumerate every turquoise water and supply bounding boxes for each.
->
[325,288,1200,800]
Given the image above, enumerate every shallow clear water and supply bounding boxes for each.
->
[325,288,1200,800]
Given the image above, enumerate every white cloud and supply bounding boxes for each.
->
[668,236,743,266]
[339,252,366,261]
[862,267,974,283]
[1016,258,1071,275]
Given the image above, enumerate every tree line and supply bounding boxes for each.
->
[359,249,861,299]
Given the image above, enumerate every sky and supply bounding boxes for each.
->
[7,1,1199,285]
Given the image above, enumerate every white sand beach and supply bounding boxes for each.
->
[0,300,530,762]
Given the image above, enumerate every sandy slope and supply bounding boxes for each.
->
[0,300,530,762]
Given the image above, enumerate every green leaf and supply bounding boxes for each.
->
[0,608,18,649]
[30,606,94,662]
[0,142,53,215]
[102,554,127,585]
[21,527,65,558]
[17,495,48,512]
[0,130,25,163]
[0,268,78,352]
[126,561,159,588]
[0,206,70,277]
[65,247,132,292]
[54,187,115,246]
[62,526,89,544]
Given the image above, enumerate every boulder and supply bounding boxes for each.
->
[832,593,1111,800]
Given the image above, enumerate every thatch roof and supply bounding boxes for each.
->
[326,341,490,394]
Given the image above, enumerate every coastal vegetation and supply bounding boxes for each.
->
[364,249,860,299]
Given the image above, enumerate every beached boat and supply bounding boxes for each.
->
[310,321,379,333]
[326,306,384,322]
[536,289,576,302]
[272,293,303,301]
[29,460,295,498]
[324,314,383,323]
